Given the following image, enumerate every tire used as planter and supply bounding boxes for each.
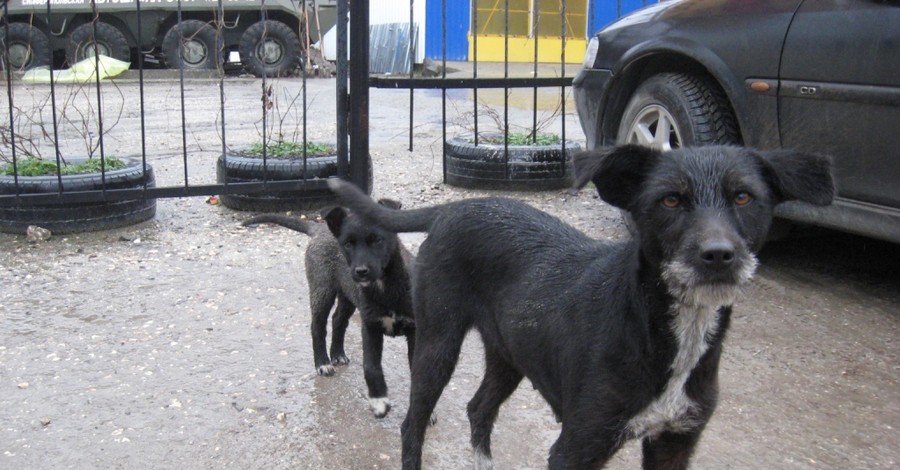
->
[0,158,157,235]
[65,22,131,65]
[216,152,339,212]
[444,134,581,191]
[162,20,223,70]
[239,20,303,78]
[0,23,51,71]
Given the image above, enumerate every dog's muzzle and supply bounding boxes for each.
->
[663,240,758,307]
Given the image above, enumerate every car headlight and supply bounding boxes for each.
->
[582,37,599,68]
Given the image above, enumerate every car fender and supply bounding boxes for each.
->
[606,36,753,144]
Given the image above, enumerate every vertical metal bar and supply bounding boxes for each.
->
[2,1,20,198]
[176,0,189,188]
[217,0,227,191]
[302,15,308,178]
[336,0,349,178]
[472,0,478,146]
[532,0,540,144]
[89,0,108,192]
[259,1,269,182]
[136,0,150,191]
[408,0,414,152]
[440,0,446,183]
[503,0,510,177]
[46,0,63,195]
[560,0,568,172]
[349,0,370,193]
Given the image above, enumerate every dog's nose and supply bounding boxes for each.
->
[699,240,735,269]
[354,266,370,278]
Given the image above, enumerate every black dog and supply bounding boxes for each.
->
[328,145,834,469]
[243,201,415,418]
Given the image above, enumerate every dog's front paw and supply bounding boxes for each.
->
[331,354,350,366]
[317,364,336,376]
[369,397,391,418]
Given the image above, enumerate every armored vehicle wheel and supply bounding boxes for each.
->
[65,22,131,65]
[239,20,303,78]
[0,23,51,71]
[162,20,223,70]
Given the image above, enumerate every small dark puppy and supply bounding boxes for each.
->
[243,200,415,418]
[328,145,834,469]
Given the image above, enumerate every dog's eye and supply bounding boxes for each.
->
[368,235,382,245]
[734,192,753,206]
[344,242,353,250]
[661,195,681,209]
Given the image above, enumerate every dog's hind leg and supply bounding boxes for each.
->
[329,294,354,366]
[467,348,523,470]
[641,430,701,470]
[401,325,469,470]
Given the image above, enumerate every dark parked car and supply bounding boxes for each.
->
[573,0,900,243]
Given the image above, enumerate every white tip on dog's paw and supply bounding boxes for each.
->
[369,397,391,418]
[317,364,336,376]
[474,450,494,470]
[331,355,350,366]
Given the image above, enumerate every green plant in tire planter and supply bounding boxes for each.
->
[0,82,156,235]
[446,100,582,191]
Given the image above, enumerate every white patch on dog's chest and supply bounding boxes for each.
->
[626,300,721,439]
[381,314,396,334]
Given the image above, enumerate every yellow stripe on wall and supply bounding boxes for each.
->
[469,35,587,64]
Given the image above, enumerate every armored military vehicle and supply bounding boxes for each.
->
[0,0,336,77]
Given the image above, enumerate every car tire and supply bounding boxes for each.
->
[239,20,303,78]
[617,72,740,150]
[65,22,131,65]
[162,20,223,71]
[0,23,51,71]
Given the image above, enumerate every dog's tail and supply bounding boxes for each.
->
[242,214,316,235]
[327,178,438,232]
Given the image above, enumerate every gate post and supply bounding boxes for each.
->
[347,0,371,193]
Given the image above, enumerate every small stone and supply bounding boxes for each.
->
[17,382,29,389]
[40,417,51,427]
[26,226,51,243]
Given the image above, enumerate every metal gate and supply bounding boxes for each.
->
[1,0,649,213]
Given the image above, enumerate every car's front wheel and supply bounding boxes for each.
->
[617,72,740,149]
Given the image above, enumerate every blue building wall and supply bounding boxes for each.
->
[426,0,657,61]
[425,0,470,61]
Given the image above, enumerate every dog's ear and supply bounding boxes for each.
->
[754,150,835,206]
[376,198,402,210]
[323,207,348,237]
[573,145,662,209]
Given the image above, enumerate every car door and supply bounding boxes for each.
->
[778,0,900,208]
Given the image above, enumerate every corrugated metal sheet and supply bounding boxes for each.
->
[369,22,419,75]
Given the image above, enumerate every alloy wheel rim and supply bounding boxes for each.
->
[626,104,682,151]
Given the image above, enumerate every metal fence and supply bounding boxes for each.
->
[1,0,650,212]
